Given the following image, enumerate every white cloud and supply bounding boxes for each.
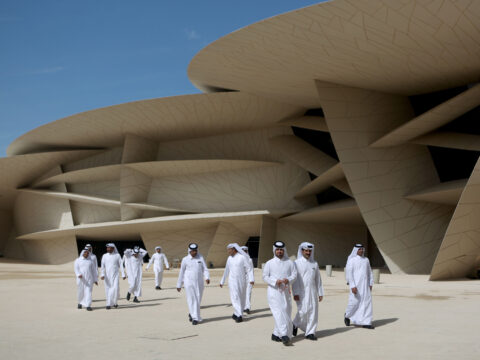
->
[184,28,200,40]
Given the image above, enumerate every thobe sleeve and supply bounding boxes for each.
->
[262,262,277,287]
[367,259,374,287]
[146,254,154,270]
[119,255,126,278]
[246,258,254,283]
[287,261,297,283]
[201,257,210,281]
[93,256,99,277]
[140,249,148,259]
[316,264,324,297]
[92,260,98,282]
[176,259,186,288]
[347,260,356,289]
[220,258,229,286]
[100,256,105,277]
[163,254,170,269]
[291,262,301,296]
[74,260,81,277]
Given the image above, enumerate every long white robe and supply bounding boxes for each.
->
[100,252,125,307]
[292,257,324,336]
[262,257,297,337]
[124,249,148,297]
[245,256,254,310]
[176,254,210,322]
[146,252,170,287]
[75,255,98,307]
[345,255,373,326]
[220,253,254,317]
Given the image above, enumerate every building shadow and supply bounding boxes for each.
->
[247,313,271,321]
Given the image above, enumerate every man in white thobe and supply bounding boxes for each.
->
[146,246,170,290]
[220,243,254,323]
[177,243,210,325]
[241,245,255,314]
[124,246,148,303]
[262,241,297,346]
[100,243,126,310]
[344,244,374,329]
[292,242,324,340]
[74,248,98,311]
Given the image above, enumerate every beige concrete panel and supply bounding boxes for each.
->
[14,191,74,237]
[282,199,363,224]
[269,135,337,176]
[0,210,13,253]
[156,127,293,163]
[0,149,100,210]
[295,163,344,198]
[276,220,367,267]
[431,159,480,280]
[127,159,279,179]
[413,131,480,152]
[70,202,121,225]
[316,81,453,274]
[22,235,77,264]
[120,168,152,221]
[33,165,122,188]
[122,134,158,164]
[188,1,480,107]
[18,189,121,208]
[8,92,303,156]
[205,222,250,268]
[332,178,353,196]
[277,116,328,132]
[258,215,277,267]
[141,224,218,267]
[69,181,120,201]
[405,179,467,205]
[123,203,190,213]
[63,148,123,172]
[18,211,267,242]
[372,85,480,147]
[148,163,314,214]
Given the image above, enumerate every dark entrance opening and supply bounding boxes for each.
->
[76,237,150,267]
[245,236,260,268]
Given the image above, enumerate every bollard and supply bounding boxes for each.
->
[326,265,333,277]
[373,269,381,284]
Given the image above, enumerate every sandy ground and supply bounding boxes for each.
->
[0,259,479,360]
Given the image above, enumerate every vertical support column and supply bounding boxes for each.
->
[257,215,277,267]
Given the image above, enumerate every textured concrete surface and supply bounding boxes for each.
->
[0,259,479,360]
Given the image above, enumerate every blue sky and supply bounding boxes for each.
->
[0,0,321,156]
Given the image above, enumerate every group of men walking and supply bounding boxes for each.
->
[74,243,170,310]
[74,240,374,346]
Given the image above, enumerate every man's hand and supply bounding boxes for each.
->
[206,279,210,285]
[275,279,283,287]
[100,276,104,280]
[250,282,254,285]
[351,287,358,295]
[78,275,83,278]
[283,278,289,284]
[319,296,323,302]
[177,288,181,292]
[293,295,300,301]
[122,277,126,280]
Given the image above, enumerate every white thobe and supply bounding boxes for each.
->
[146,253,170,287]
[124,249,148,297]
[220,254,254,317]
[345,256,373,326]
[262,257,297,337]
[245,257,254,310]
[177,254,210,322]
[75,257,98,307]
[292,257,324,336]
[100,253,125,307]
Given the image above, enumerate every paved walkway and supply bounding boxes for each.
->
[0,259,479,359]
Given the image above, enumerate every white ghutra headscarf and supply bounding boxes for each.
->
[297,242,315,262]
[272,241,288,260]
